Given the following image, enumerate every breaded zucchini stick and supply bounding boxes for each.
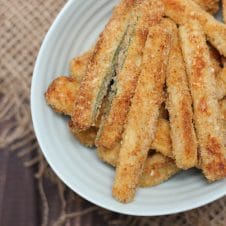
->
[70,49,93,83]
[96,0,164,149]
[165,20,197,169]
[162,0,226,57]
[45,76,79,116]
[194,0,219,14]
[72,0,137,130]
[112,22,171,203]
[139,153,179,187]
[179,20,226,181]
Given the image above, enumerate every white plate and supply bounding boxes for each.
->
[31,0,226,216]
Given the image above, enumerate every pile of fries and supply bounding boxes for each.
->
[45,0,226,203]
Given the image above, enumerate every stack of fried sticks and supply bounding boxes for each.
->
[45,0,226,203]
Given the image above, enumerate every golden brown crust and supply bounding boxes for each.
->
[139,153,179,187]
[162,0,226,57]
[97,144,120,167]
[151,118,173,158]
[194,0,219,14]
[179,20,226,181]
[45,76,79,116]
[112,21,171,203]
[165,19,197,169]
[95,0,164,150]
[70,49,93,83]
[72,0,137,130]
[68,120,98,147]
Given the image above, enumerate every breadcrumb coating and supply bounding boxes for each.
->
[179,20,226,181]
[165,19,197,169]
[72,0,137,130]
[113,20,171,203]
[162,0,226,57]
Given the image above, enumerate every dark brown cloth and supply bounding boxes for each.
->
[0,150,38,226]
[1,0,226,225]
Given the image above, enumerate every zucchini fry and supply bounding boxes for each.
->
[45,76,79,116]
[70,49,93,83]
[165,20,197,169]
[179,20,226,181]
[162,0,226,57]
[96,0,164,149]
[112,21,171,203]
[72,0,137,130]
[139,153,179,187]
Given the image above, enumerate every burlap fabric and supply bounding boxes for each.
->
[1,0,226,225]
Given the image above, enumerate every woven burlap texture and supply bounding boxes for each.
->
[1,0,226,225]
